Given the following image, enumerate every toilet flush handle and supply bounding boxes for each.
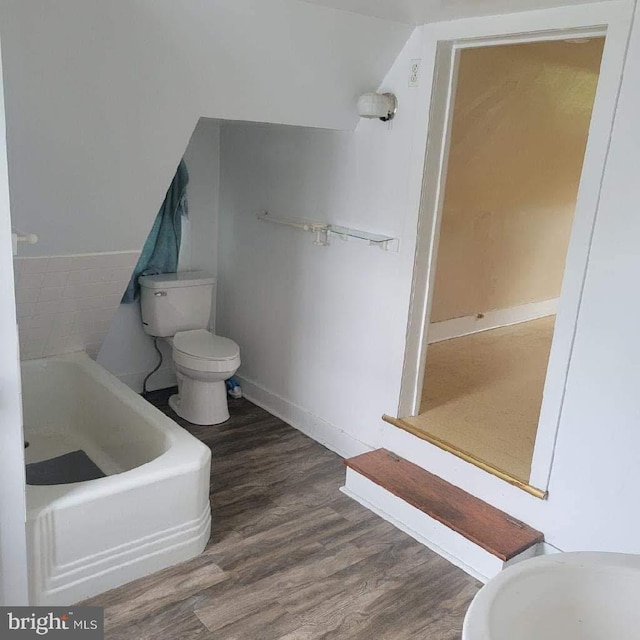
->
[154,291,167,297]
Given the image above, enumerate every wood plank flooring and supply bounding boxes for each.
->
[82,390,480,639]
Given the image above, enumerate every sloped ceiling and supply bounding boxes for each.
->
[299,0,612,25]
[0,0,411,257]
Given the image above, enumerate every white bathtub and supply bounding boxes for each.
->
[22,352,212,606]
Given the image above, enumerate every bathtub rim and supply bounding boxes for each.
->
[22,351,211,516]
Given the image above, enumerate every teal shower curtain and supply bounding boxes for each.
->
[122,160,189,303]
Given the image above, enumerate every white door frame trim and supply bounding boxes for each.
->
[398,1,635,491]
[0,37,29,604]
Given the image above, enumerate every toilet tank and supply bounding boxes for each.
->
[138,271,216,337]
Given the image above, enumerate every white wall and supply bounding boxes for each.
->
[382,2,640,555]
[394,0,640,553]
[218,2,640,555]
[217,31,425,452]
[98,119,222,391]
[180,119,221,281]
[0,0,411,257]
[180,118,222,333]
[540,0,640,551]
[430,39,603,322]
[0,38,28,604]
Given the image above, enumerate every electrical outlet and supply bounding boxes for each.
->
[409,59,421,87]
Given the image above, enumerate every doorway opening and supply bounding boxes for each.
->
[396,35,606,492]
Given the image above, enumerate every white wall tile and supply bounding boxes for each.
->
[16,288,39,304]
[75,297,104,311]
[51,312,75,331]
[82,268,105,284]
[25,315,51,330]
[19,326,49,360]
[47,257,76,272]
[65,334,86,352]
[20,339,47,360]
[72,284,93,299]
[66,270,88,285]
[19,272,46,289]
[68,255,101,271]
[104,295,123,309]
[42,271,69,288]
[19,257,49,274]
[43,337,67,357]
[104,267,133,283]
[47,325,70,342]
[34,300,65,315]
[23,325,51,342]
[16,303,35,318]
[13,251,139,360]
[37,286,64,302]
[62,284,78,299]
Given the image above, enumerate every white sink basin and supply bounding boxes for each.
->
[463,552,640,640]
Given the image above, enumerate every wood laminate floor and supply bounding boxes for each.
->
[82,389,480,639]
[406,316,555,482]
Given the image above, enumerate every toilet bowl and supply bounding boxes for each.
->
[168,330,240,425]
[138,271,241,426]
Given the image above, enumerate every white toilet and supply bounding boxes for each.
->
[138,271,240,425]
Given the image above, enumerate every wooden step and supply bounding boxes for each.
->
[344,449,543,565]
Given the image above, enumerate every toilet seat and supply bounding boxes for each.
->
[172,330,240,373]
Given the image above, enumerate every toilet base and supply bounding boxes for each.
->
[169,378,229,426]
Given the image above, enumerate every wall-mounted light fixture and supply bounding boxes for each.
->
[357,92,398,122]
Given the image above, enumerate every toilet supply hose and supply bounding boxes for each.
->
[142,337,163,396]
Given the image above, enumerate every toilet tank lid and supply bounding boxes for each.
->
[138,271,216,289]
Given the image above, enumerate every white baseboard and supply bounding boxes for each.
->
[236,375,372,459]
[343,468,540,583]
[115,367,177,394]
[428,298,558,343]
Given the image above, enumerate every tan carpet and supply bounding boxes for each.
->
[405,316,555,483]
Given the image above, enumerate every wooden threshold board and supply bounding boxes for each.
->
[345,449,543,562]
[382,414,547,500]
